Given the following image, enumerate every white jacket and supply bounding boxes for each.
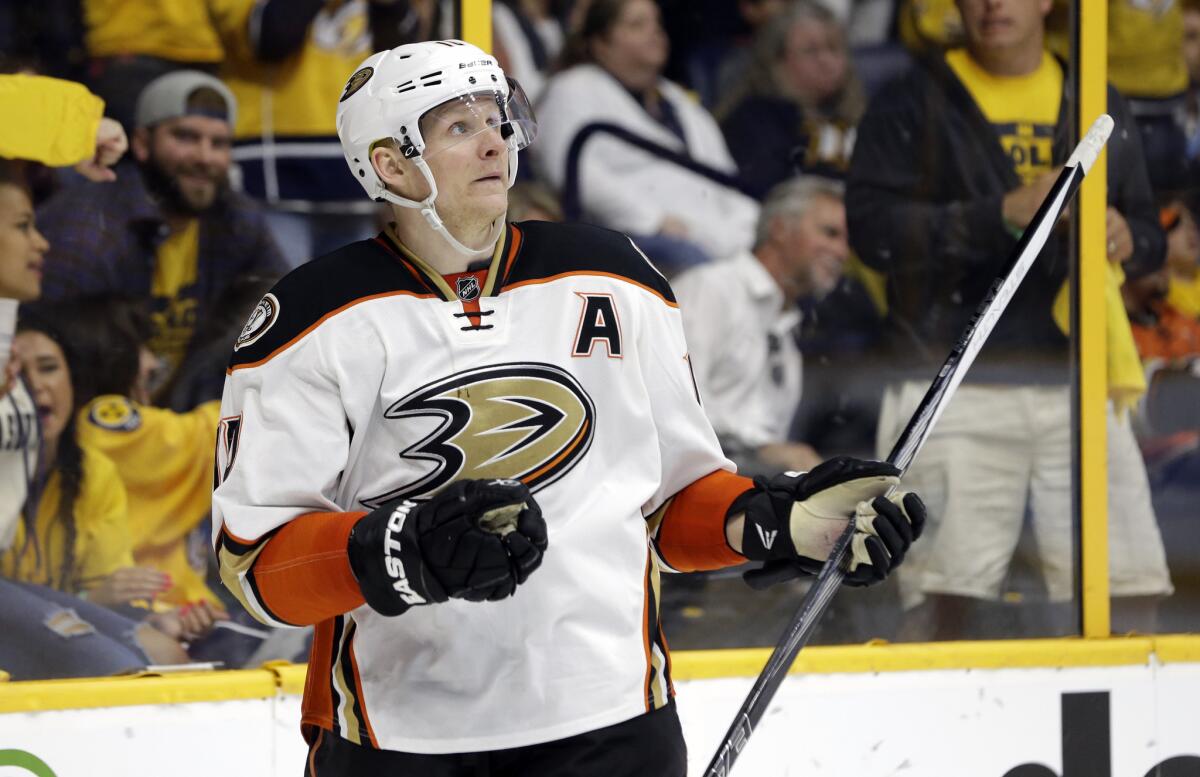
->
[534,64,759,261]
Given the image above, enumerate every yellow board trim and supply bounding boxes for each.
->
[460,0,492,53]
[4,637,1199,713]
[0,669,276,713]
[1078,0,1111,638]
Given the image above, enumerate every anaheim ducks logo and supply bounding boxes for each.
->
[362,363,595,508]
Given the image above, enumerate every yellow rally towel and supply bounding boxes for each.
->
[1052,262,1146,415]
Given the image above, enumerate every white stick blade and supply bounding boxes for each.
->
[1066,114,1114,174]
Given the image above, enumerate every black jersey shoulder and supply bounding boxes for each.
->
[504,221,676,304]
[228,237,433,369]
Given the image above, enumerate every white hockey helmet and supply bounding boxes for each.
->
[335,40,537,255]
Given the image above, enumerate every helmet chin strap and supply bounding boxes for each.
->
[379,156,505,258]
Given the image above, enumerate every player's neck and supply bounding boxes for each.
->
[388,213,497,275]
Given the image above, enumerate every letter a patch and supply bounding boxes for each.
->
[572,293,622,358]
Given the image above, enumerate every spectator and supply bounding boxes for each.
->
[81,0,230,130]
[213,0,379,267]
[535,0,759,271]
[3,310,168,607]
[51,297,224,611]
[493,0,567,104]
[2,307,221,675]
[0,161,44,584]
[35,70,286,410]
[848,0,1173,639]
[1123,267,1200,483]
[1161,198,1200,320]
[708,0,788,109]
[674,176,845,475]
[718,1,866,196]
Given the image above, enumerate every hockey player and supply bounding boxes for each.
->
[212,40,926,775]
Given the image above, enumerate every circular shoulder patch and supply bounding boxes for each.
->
[235,293,281,352]
[88,397,141,432]
[340,66,374,102]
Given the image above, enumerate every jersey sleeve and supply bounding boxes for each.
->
[633,251,752,572]
[75,449,136,590]
[212,329,365,627]
[0,74,104,166]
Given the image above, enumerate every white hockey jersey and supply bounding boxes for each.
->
[212,221,744,754]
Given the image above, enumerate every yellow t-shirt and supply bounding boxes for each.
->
[945,48,1063,184]
[148,219,201,384]
[0,446,134,593]
[0,75,104,167]
[83,0,226,62]
[78,396,222,606]
[215,0,372,138]
[1168,272,1200,320]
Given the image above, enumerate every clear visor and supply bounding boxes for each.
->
[419,78,537,160]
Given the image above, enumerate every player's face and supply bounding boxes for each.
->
[15,331,73,449]
[786,194,848,299]
[0,184,48,302]
[957,0,1051,55]
[420,98,511,230]
[137,115,233,213]
[780,18,848,104]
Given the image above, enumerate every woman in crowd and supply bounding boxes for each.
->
[717,1,866,197]
[534,0,759,271]
[0,307,196,677]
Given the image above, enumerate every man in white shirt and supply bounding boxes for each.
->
[674,176,849,475]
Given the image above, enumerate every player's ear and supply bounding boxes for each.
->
[370,143,404,186]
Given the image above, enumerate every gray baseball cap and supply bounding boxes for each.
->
[134,70,237,129]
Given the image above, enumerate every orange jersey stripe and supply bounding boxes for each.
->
[504,270,679,309]
[252,511,366,625]
[656,469,752,571]
[303,620,337,736]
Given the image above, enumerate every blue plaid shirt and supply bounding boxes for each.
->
[36,161,287,354]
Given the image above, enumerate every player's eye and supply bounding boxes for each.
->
[448,121,469,136]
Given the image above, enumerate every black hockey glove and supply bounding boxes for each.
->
[347,479,548,616]
[733,457,926,589]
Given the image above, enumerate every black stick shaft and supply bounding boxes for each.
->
[702,158,1090,777]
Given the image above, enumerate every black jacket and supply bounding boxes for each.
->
[847,54,1163,382]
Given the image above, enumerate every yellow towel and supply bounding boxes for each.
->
[1052,262,1146,414]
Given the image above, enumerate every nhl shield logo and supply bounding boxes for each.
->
[456,275,481,301]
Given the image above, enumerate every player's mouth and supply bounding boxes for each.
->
[473,173,504,184]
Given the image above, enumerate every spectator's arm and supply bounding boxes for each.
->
[1108,88,1166,279]
[251,0,326,62]
[0,75,104,167]
[74,452,137,589]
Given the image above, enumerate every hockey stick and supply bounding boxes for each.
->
[702,114,1115,777]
